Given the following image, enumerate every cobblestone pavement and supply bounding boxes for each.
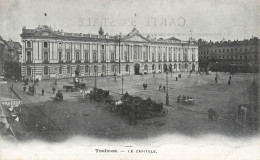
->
[1,72,258,141]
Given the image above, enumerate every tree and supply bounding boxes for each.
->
[3,61,21,80]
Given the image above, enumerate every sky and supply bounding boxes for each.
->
[0,0,259,43]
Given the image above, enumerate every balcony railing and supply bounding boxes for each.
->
[84,60,90,63]
[58,60,63,64]
[144,60,148,62]
[43,60,49,64]
[75,60,81,63]
[65,60,72,63]
[26,60,32,64]
[110,60,115,63]
[93,60,98,63]
[101,60,106,63]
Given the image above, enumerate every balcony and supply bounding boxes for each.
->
[26,60,32,64]
[75,60,81,63]
[93,60,98,63]
[101,60,106,63]
[110,60,115,63]
[158,60,162,62]
[144,60,148,62]
[65,60,72,63]
[84,60,90,63]
[58,60,63,64]
[43,60,49,64]
[152,59,156,62]
[169,60,172,62]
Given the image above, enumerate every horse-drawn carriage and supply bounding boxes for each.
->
[88,88,113,103]
[177,95,195,105]
[107,93,168,124]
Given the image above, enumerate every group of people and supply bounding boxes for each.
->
[214,75,232,85]
[159,84,166,92]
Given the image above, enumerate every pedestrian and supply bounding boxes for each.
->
[215,77,218,83]
[52,87,56,94]
[42,88,45,96]
[228,79,231,85]
[159,84,162,91]
[163,85,166,92]
[176,77,178,81]
[23,85,26,92]
[229,75,231,80]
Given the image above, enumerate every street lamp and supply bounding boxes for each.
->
[166,70,169,106]
[94,66,97,89]
[122,74,124,95]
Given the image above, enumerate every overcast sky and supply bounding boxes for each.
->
[0,0,259,42]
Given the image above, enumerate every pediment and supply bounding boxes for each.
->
[123,34,149,42]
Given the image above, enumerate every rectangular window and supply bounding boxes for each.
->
[67,66,71,73]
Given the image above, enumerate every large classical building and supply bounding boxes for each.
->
[20,25,198,80]
[198,37,260,72]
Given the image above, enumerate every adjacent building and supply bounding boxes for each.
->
[20,25,198,80]
[198,37,260,72]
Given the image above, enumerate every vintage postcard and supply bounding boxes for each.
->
[0,0,259,159]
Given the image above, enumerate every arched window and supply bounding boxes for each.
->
[101,52,105,62]
[43,51,48,61]
[125,65,129,72]
[76,52,80,61]
[59,66,63,74]
[169,53,172,61]
[43,41,48,48]
[85,65,89,73]
[102,65,106,72]
[43,66,49,75]
[152,64,155,70]
[27,41,31,48]
[93,52,97,62]
[58,52,62,61]
[111,53,115,61]
[27,51,31,61]
[125,53,128,61]
[66,52,71,61]
[94,65,98,73]
[185,63,188,69]
[27,67,31,76]
[111,65,115,72]
[85,52,89,62]
[134,52,137,60]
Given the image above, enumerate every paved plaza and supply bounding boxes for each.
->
[1,72,258,141]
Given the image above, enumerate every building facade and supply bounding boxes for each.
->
[198,37,260,73]
[20,25,198,80]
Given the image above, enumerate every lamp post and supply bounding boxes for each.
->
[118,33,121,74]
[122,74,124,95]
[94,66,97,89]
[166,70,169,106]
